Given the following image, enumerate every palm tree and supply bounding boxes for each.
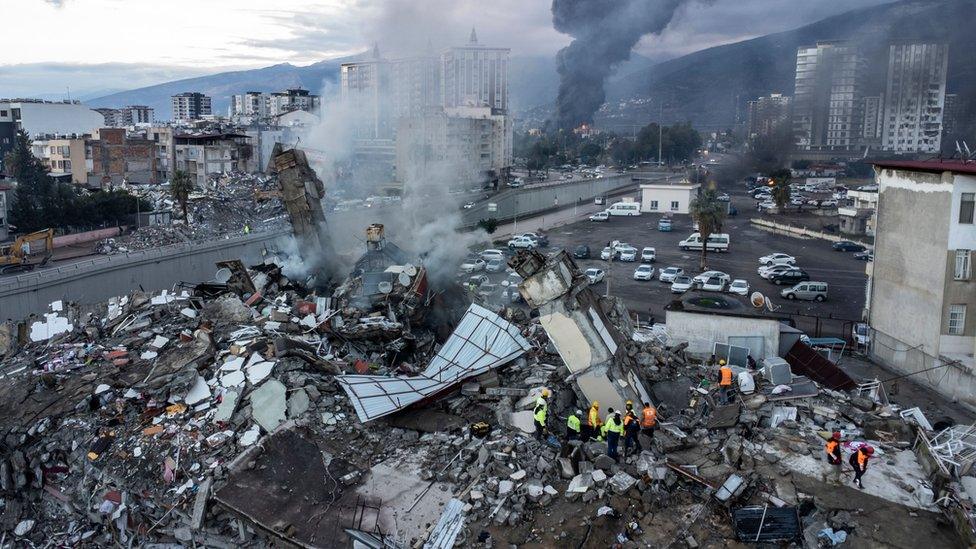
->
[769,168,792,212]
[170,170,193,221]
[688,187,727,270]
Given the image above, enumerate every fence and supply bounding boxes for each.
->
[869,327,976,408]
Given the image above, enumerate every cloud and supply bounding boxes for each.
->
[43,0,68,7]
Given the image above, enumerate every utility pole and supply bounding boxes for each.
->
[658,101,664,166]
[606,239,618,297]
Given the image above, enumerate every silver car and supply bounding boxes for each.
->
[670,275,693,293]
[659,266,684,283]
[781,281,828,302]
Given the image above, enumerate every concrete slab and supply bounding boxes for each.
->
[250,380,286,432]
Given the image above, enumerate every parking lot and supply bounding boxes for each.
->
[462,208,870,340]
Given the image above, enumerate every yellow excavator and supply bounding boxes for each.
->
[0,229,54,274]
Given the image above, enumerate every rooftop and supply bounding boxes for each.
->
[872,159,976,176]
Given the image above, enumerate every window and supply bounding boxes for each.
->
[670,201,680,211]
[956,250,972,280]
[948,304,967,335]
[649,200,658,210]
[961,193,975,224]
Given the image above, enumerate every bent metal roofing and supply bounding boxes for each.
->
[336,303,531,422]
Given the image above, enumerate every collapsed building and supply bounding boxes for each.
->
[1,147,976,548]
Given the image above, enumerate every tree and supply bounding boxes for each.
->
[688,187,726,270]
[171,170,193,221]
[579,142,603,165]
[769,168,792,212]
[477,218,499,234]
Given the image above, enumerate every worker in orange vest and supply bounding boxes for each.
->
[584,401,602,442]
[824,431,843,483]
[718,359,734,404]
[849,445,874,489]
[640,402,657,438]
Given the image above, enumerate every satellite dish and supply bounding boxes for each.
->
[377,281,393,294]
[750,292,766,308]
[403,264,418,277]
[214,268,232,283]
[398,272,412,286]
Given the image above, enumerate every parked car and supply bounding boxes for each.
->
[853,250,874,261]
[594,196,606,205]
[507,236,538,250]
[781,281,828,301]
[692,270,730,286]
[467,274,489,287]
[518,232,549,247]
[574,245,591,259]
[700,276,726,292]
[717,193,731,202]
[612,242,633,253]
[633,264,655,281]
[770,268,810,285]
[819,200,838,208]
[485,258,505,273]
[641,247,657,262]
[500,272,522,287]
[618,246,638,262]
[460,257,486,273]
[480,249,506,261]
[670,275,694,293]
[659,266,684,283]
[832,241,866,252]
[728,279,750,296]
[758,200,775,210]
[853,322,871,345]
[600,247,615,260]
[759,264,794,279]
[462,201,475,209]
[585,268,606,285]
[589,211,609,222]
[758,253,796,266]
[657,218,673,232]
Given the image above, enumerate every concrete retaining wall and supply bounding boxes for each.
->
[750,218,873,247]
[472,175,638,226]
[0,229,290,321]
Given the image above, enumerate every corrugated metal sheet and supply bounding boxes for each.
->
[337,304,531,422]
[783,341,857,390]
[422,498,465,549]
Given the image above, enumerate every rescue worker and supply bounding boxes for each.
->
[640,402,657,438]
[243,223,251,234]
[533,394,548,441]
[566,409,582,442]
[584,401,602,442]
[824,431,843,483]
[849,445,874,489]
[623,408,641,457]
[535,389,550,410]
[718,359,734,404]
[603,409,623,462]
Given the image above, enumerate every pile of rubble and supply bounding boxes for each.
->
[0,231,974,547]
[95,172,287,254]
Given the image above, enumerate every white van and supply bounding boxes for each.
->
[606,202,641,216]
[678,232,730,252]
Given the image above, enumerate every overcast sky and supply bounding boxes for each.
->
[1,0,891,97]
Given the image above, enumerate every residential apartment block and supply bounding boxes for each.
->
[173,132,252,188]
[0,99,103,172]
[746,93,791,139]
[441,29,509,112]
[792,41,865,152]
[171,93,213,122]
[881,43,949,154]
[231,89,320,121]
[868,159,976,404]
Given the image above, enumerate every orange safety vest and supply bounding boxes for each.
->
[857,449,870,468]
[641,406,657,428]
[588,406,602,427]
[825,440,839,457]
[720,366,733,386]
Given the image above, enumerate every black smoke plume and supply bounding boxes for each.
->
[552,0,685,130]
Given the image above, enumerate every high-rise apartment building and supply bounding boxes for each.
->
[881,43,949,154]
[341,51,394,141]
[390,55,441,118]
[792,41,864,152]
[746,93,791,139]
[861,95,884,146]
[171,92,213,122]
[943,93,960,142]
[441,29,509,112]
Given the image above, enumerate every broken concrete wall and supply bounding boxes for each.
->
[665,310,781,359]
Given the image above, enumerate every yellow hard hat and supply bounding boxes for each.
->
[592,401,599,408]
[719,359,726,366]
[541,389,550,398]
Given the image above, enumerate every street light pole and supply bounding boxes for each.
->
[658,102,664,166]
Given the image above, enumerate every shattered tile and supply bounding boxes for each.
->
[239,425,261,446]
[220,370,245,388]
[185,376,212,406]
[287,389,310,418]
[245,361,275,385]
[215,390,240,422]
